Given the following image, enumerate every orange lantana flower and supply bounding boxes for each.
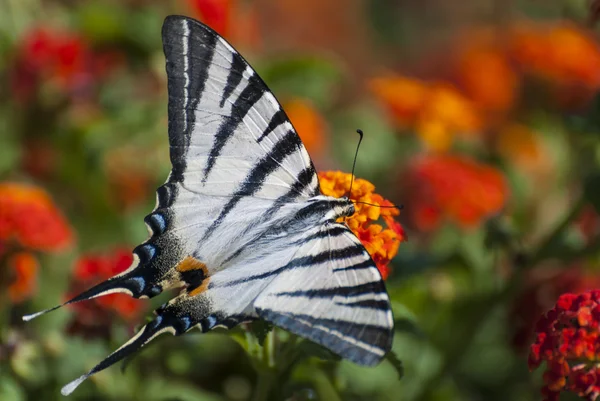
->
[405,155,508,231]
[319,171,405,279]
[0,182,73,251]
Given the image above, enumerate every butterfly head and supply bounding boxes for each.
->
[334,196,355,219]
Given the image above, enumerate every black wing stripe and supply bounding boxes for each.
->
[163,18,217,182]
[331,259,374,272]
[219,54,246,108]
[257,109,289,143]
[274,281,386,298]
[295,225,348,245]
[202,73,265,181]
[335,299,390,310]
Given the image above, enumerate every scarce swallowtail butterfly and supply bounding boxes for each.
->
[24,15,395,395]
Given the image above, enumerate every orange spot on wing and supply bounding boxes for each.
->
[175,256,210,296]
[176,256,207,273]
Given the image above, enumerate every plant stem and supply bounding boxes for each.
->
[252,329,276,401]
[253,368,274,401]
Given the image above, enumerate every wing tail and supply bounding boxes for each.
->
[22,256,163,322]
[61,313,179,396]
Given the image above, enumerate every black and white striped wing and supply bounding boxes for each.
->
[22,15,322,311]
[164,15,319,198]
[254,223,394,366]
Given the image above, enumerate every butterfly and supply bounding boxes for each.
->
[23,15,394,395]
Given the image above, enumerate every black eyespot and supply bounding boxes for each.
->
[180,269,205,292]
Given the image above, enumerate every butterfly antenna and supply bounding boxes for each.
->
[348,129,364,197]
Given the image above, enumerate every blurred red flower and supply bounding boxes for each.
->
[7,252,39,303]
[187,0,232,36]
[10,27,122,102]
[319,171,405,279]
[0,182,73,252]
[404,155,508,231]
[186,0,260,48]
[67,248,146,338]
[529,290,600,401]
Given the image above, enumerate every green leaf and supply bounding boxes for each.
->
[385,351,404,381]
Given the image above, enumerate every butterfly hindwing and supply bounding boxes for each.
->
[254,223,393,366]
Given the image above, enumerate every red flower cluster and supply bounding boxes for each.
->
[529,290,600,401]
[404,155,508,231]
[67,248,146,338]
[0,182,73,252]
[10,27,121,102]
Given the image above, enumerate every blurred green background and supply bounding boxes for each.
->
[3,0,600,400]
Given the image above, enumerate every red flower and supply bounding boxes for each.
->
[10,27,122,102]
[0,182,73,252]
[529,290,600,401]
[404,155,508,231]
[67,248,146,338]
[187,0,232,37]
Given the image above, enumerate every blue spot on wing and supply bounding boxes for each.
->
[130,277,146,291]
[151,214,167,233]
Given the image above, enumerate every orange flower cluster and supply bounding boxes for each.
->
[67,248,145,338]
[529,290,600,401]
[371,22,600,151]
[319,171,405,279]
[370,77,480,152]
[0,182,73,252]
[404,155,507,231]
